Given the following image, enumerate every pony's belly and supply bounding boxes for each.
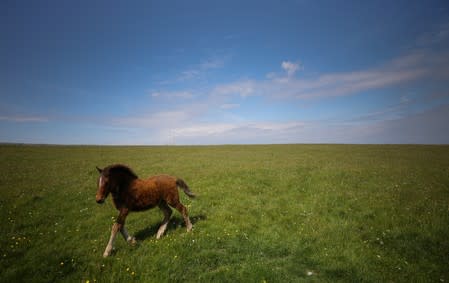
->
[131,203,157,212]
[128,192,160,211]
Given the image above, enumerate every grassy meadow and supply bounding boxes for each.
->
[0,144,448,282]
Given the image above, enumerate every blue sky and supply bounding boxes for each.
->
[1,0,449,144]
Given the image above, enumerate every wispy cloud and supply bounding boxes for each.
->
[266,60,302,83]
[293,68,427,99]
[150,90,195,99]
[101,102,449,145]
[345,96,412,123]
[152,55,228,86]
[113,109,196,129]
[85,48,449,145]
[215,50,448,100]
[416,20,449,47]
[378,104,449,144]
[176,56,227,82]
[178,70,201,81]
[152,50,443,106]
[200,58,226,70]
[0,115,48,123]
[212,80,256,97]
[170,120,306,144]
[282,61,301,77]
[294,51,448,99]
[220,103,240,109]
[345,103,449,144]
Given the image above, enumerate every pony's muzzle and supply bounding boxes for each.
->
[96,197,105,204]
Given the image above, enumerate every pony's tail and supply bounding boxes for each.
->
[176,178,196,198]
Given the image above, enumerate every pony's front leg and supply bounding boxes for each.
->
[103,223,120,257]
[103,209,129,257]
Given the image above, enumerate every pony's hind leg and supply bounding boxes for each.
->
[120,226,137,245]
[171,202,193,232]
[156,202,172,239]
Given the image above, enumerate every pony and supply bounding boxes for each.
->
[95,164,195,257]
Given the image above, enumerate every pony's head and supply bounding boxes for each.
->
[96,166,110,204]
[95,164,138,204]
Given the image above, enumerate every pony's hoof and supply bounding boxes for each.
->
[128,237,137,246]
[103,247,113,257]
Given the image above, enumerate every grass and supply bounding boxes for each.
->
[0,144,448,282]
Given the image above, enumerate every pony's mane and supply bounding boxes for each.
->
[103,164,138,179]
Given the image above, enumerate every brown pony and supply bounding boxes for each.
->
[95,164,195,257]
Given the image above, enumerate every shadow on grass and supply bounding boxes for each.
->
[134,214,207,241]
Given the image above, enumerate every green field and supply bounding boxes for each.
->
[1,144,448,282]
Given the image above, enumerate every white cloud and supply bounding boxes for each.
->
[416,21,449,47]
[104,51,449,145]
[215,51,447,100]
[150,90,194,99]
[212,80,256,97]
[220,103,240,109]
[293,67,428,99]
[107,105,308,144]
[200,58,225,70]
[339,104,449,144]
[92,96,449,145]
[178,70,200,81]
[267,61,302,83]
[154,49,442,115]
[281,61,300,77]
[373,104,449,144]
[0,115,48,123]
[169,120,306,144]
[173,123,236,137]
[297,50,448,99]
[114,109,194,129]
[400,96,410,104]
[176,56,227,82]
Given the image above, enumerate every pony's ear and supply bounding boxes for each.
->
[96,166,103,174]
